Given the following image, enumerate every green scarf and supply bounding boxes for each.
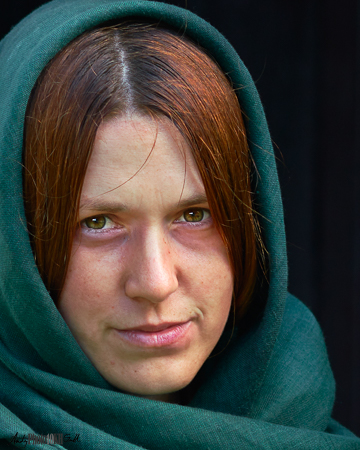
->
[0,1,359,448]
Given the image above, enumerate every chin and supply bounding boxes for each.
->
[100,357,200,401]
[111,373,194,397]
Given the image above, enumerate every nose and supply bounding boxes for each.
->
[124,227,179,303]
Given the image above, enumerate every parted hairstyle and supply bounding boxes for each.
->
[23,22,264,321]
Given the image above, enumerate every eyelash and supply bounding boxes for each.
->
[80,208,211,232]
[175,208,211,224]
[80,215,117,232]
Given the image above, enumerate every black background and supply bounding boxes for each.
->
[2,0,359,436]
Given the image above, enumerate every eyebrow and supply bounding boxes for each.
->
[79,193,209,213]
[176,193,209,209]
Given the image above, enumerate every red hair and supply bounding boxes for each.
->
[24,23,263,321]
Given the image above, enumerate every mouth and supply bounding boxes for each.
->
[116,321,192,348]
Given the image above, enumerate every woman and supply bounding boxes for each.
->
[0,0,359,448]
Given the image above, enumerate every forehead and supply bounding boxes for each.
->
[80,115,206,210]
[93,115,187,172]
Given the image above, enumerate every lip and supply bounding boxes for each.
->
[116,321,192,348]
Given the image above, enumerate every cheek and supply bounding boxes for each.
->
[57,247,117,326]
[205,271,233,330]
[65,240,121,290]
[184,234,234,299]
[186,244,234,332]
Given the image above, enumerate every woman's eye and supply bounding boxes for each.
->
[177,208,210,223]
[82,215,111,230]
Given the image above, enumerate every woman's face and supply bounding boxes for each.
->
[58,115,233,401]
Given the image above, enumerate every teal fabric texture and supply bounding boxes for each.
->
[0,0,359,448]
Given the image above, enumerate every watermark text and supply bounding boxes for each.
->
[9,432,80,447]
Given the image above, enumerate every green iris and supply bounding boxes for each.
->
[184,209,204,222]
[84,215,107,229]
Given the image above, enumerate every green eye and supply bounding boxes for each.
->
[84,215,107,229]
[183,209,205,222]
